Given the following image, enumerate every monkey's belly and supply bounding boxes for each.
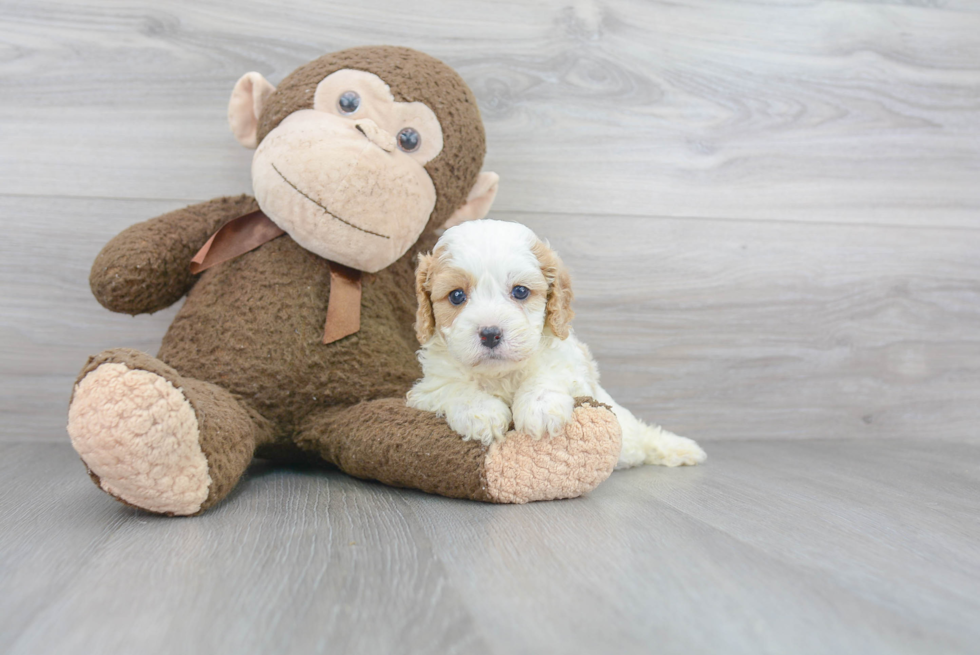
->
[156,237,420,430]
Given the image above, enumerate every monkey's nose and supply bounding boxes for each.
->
[353,119,395,153]
[479,326,503,349]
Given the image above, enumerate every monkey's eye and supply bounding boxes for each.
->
[448,289,466,305]
[337,91,361,115]
[397,127,421,153]
[511,286,530,301]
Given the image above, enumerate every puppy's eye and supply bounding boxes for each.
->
[337,91,361,115]
[511,285,530,300]
[448,289,467,305]
[397,127,421,153]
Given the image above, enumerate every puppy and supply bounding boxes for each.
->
[407,219,706,469]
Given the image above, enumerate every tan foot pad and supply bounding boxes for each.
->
[67,363,211,516]
[482,400,622,504]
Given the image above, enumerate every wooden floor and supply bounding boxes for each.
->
[1,439,978,655]
[2,1,979,653]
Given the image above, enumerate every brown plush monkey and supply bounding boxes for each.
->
[67,46,621,516]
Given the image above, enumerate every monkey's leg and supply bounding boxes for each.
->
[295,397,622,503]
[68,348,275,516]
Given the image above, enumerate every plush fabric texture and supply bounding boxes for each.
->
[72,348,277,513]
[252,115,438,272]
[155,199,425,429]
[228,72,276,148]
[70,47,622,515]
[90,195,258,315]
[441,172,500,230]
[68,362,210,515]
[310,69,445,162]
[78,201,621,511]
[483,398,622,503]
[296,398,492,501]
[255,46,486,240]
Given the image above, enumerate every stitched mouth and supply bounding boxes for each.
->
[271,163,390,240]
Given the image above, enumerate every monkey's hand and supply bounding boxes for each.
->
[90,195,258,315]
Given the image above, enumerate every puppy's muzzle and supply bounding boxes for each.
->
[479,326,503,349]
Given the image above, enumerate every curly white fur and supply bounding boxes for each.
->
[407,219,706,469]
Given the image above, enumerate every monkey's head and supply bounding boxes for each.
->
[228,46,498,273]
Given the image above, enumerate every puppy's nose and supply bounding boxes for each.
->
[479,326,503,349]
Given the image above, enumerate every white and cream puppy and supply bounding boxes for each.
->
[407,219,706,469]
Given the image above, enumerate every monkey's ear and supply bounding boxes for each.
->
[442,172,499,230]
[228,72,277,149]
[414,254,436,345]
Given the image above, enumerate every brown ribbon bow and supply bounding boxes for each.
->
[190,210,362,344]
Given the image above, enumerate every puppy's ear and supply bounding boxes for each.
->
[414,253,436,344]
[533,241,574,340]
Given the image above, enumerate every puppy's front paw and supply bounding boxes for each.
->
[513,390,575,440]
[445,396,512,447]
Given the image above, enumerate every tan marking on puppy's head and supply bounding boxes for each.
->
[532,241,574,340]
[414,247,476,345]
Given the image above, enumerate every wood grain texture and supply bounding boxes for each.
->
[0,443,488,655]
[0,0,979,225]
[2,439,979,654]
[3,194,977,442]
[3,0,979,445]
[524,211,980,442]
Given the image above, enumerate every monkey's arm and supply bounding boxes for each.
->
[90,195,259,315]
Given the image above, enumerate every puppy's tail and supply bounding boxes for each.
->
[597,391,707,469]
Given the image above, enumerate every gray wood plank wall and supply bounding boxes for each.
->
[1,0,978,442]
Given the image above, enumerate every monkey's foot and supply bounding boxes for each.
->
[68,361,211,516]
[482,398,622,504]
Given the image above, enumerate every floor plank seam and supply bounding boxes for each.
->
[4,192,980,235]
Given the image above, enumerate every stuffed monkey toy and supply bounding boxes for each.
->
[67,46,621,516]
